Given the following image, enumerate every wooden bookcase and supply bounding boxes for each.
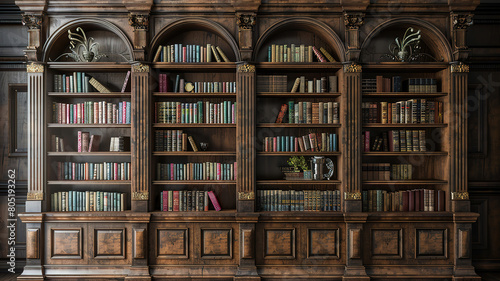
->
[17,2,480,280]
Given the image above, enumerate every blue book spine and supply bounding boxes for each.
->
[126,102,131,124]
[268,46,271,62]
[196,45,200,62]
[285,136,290,152]
[118,102,123,124]
[333,133,337,151]
[277,136,281,152]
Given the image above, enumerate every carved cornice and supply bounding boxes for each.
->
[237,14,256,30]
[132,192,149,201]
[344,12,364,30]
[451,13,473,30]
[237,64,255,73]
[451,63,469,73]
[26,62,44,73]
[451,192,469,200]
[344,192,362,200]
[132,64,149,73]
[343,63,362,73]
[238,192,255,201]
[129,14,149,31]
[22,14,42,30]
[27,192,43,200]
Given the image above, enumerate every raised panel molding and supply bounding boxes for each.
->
[371,229,403,259]
[264,228,295,259]
[133,228,146,259]
[416,229,448,259]
[201,229,233,259]
[27,228,40,259]
[307,229,339,259]
[459,229,471,259]
[94,229,125,259]
[470,197,488,250]
[157,229,189,259]
[349,229,361,259]
[51,229,82,259]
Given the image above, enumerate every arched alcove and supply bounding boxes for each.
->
[42,18,134,63]
[253,17,346,62]
[360,18,452,63]
[150,18,241,62]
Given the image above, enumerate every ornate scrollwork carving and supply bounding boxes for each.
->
[451,192,469,200]
[132,192,149,201]
[26,63,44,73]
[237,64,255,73]
[343,63,362,73]
[27,192,44,200]
[132,64,150,73]
[238,192,255,200]
[344,192,362,200]
[344,13,364,30]
[237,14,256,30]
[452,13,473,30]
[451,62,469,73]
[129,14,149,31]
[22,14,42,30]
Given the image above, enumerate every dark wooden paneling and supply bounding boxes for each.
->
[157,228,189,259]
[264,228,295,259]
[201,228,232,259]
[94,229,125,259]
[307,229,339,259]
[51,229,82,259]
[371,229,403,259]
[415,229,448,259]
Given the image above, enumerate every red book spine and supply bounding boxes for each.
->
[170,163,174,180]
[66,76,70,92]
[275,104,288,123]
[273,137,277,152]
[415,189,421,211]
[419,189,424,211]
[162,191,168,211]
[217,163,221,180]
[234,161,237,180]
[364,131,370,152]
[114,162,118,180]
[66,104,70,124]
[208,191,221,211]
[173,191,179,211]
[182,47,187,62]
[295,137,299,152]
[312,46,326,62]
[122,101,127,124]
[77,131,82,152]
[388,130,394,152]
[402,191,409,212]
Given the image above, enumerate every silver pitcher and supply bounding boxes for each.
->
[310,156,335,180]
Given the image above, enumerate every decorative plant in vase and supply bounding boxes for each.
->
[282,156,310,180]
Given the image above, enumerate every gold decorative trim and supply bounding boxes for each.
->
[237,64,255,73]
[344,192,362,200]
[27,192,43,200]
[238,192,255,200]
[451,63,469,73]
[451,13,473,30]
[451,192,469,200]
[132,192,149,201]
[343,63,362,73]
[132,64,149,73]
[26,63,44,73]
[237,14,256,30]
[129,14,149,31]
[344,12,365,30]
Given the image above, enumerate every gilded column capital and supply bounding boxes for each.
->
[238,192,255,201]
[22,14,42,30]
[27,192,44,200]
[237,64,255,73]
[344,192,362,200]
[451,62,469,73]
[132,64,150,73]
[26,63,44,73]
[344,12,364,30]
[129,14,149,31]
[132,192,149,201]
[237,14,256,30]
[343,63,362,73]
[451,192,469,200]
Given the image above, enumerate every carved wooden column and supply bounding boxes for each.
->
[18,214,44,280]
[235,214,260,281]
[237,63,256,212]
[452,212,480,280]
[129,14,149,61]
[127,214,152,280]
[26,63,45,212]
[450,63,470,212]
[21,13,44,61]
[237,13,256,61]
[343,213,368,281]
[450,13,473,61]
[344,13,364,62]
[343,63,362,212]
[131,64,151,212]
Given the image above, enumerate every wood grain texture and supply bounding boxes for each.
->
[371,229,403,259]
[26,228,39,259]
[264,229,295,259]
[51,229,82,258]
[133,228,146,259]
[94,229,125,258]
[308,229,339,259]
[416,229,447,258]
[201,228,233,259]
[157,229,188,259]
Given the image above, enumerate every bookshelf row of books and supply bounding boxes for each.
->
[362,163,413,181]
[154,130,200,152]
[156,162,237,181]
[53,71,131,93]
[154,101,236,124]
[257,189,341,212]
[362,100,443,124]
[267,44,335,63]
[257,75,287,92]
[362,189,446,212]
[160,190,221,212]
[154,44,230,63]
[262,133,338,152]
[363,130,427,152]
[275,101,340,124]
[76,131,101,152]
[51,191,125,212]
[109,136,131,152]
[158,74,236,93]
[56,161,131,181]
[361,76,438,93]
[290,76,338,93]
[51,135,65,152]
[52,101,132,124]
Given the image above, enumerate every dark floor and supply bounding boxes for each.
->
[0,272,20,281]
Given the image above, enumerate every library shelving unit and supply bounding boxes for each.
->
[17,3,479,281]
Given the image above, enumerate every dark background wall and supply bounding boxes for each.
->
[0,0,498,277]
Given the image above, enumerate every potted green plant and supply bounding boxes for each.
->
[282,156,310,180]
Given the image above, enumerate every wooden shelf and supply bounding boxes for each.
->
[257,92,341,97]
[153,123,236,128]
[153,151,236,156]
[363,180,448,185]
[47,123,131,128]
[363,152,448,156]
[48,180,131,185]
[362,92,447,98]
[153,92,236,97]
[152,62,236,70]
[258,152,340,156]
[257,180,341,185]
[363,123,447,128]
[256,62,342,70]
[48,92,131,98]
[258,123,340,128]
[362,62,449,71]
[48,152,131,157]
[153,180,236,185]
[47,62,131,71]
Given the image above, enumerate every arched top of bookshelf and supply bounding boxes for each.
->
[43,18,134,63]
[253,17,346,63]
[149,18,241,62]
[360,18,453,64]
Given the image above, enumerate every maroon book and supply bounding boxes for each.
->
[415,189,420,211]
[162,191,168,211]
[408,190,415,211]
[420,189,425,211]
[402,191,409,212]
[436,190,446,211]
